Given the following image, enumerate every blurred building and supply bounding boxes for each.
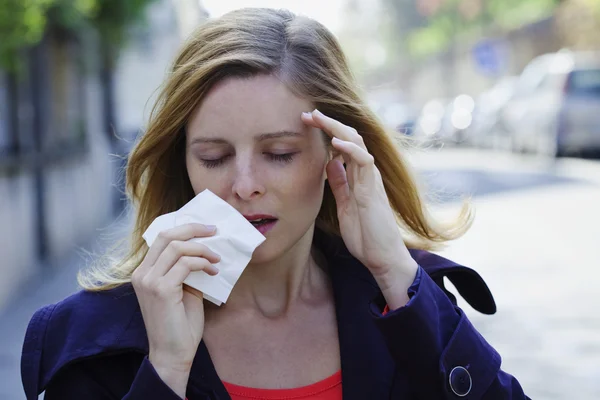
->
[412,5,598,105]
[407,16,563,107]
[0,0,207,311]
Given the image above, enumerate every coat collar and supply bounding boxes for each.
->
[27,229,495,399]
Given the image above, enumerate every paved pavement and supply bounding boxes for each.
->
[438,185,600,399]
[1,148,598,399]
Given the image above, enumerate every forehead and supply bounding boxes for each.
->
[188,75,313,138]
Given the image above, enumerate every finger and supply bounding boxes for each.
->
[141,223,217,273]
[331,137,374,168]
[302,109,366,148]
[326,159,351,209]
[148,240,221,280]
[162,256,219,288]
[183,284,204,301]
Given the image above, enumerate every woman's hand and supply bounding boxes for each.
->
[131,223,221,398]
[302,109,419,309]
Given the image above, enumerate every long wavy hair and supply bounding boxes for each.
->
[79,8,472,291]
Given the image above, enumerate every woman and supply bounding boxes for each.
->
[21,8,529,400]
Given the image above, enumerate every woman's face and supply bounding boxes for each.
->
[186,75,329,263]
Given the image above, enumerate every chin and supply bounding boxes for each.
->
[248,226,313,266]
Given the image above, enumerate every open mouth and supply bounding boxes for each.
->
[245,215,278,235]
[249,218,276,227]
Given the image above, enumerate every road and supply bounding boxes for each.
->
[0,148,598,399]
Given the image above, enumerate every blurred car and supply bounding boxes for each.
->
[500,50,600,157]
[413,98,449,145]
[367,91,418,136]
[415,95,475,146]
[439,94,476,145]
[381,102,418,136]
[467,76,518,149]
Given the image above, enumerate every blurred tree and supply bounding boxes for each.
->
[379,0,428,60]
[1,0,156,166]
[85,0,158,149]
[555,0,600,49]
[1,0,155,70]
[382,0,562,58]
[381,0,429,38]
[87,0,157,62]
[0,0,57,71]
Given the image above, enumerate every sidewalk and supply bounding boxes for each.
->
[0,213,133,400]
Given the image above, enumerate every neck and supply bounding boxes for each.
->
[219,226,331,318]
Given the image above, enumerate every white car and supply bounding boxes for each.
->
[500,50,600,157]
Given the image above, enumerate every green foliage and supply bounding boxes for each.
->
[380,0,428,34]
[584,0,600,16]
[0,0,156,70]
[45,0,96,31]
[89,0,157,53]
[487,0,560,29]
[383,0,562,59]
[0,0,56,70]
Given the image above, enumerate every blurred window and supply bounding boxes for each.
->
[567,69,600,97]
[0,73,9,153]
[538,72,565,92]
[0,71,22,157]
[45,31,87,152]
[16,62,35,153]
[132,26,154,57]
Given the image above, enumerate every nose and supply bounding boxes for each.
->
[231,159,265,201]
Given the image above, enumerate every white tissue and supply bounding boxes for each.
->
[142,189,266,306]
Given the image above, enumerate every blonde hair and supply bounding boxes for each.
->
[78,8,472,291]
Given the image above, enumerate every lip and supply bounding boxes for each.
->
[243,214,277,221]
[243,214,278,236]
[254,219,277,235]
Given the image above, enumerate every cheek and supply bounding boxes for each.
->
[185,155,229,196]
[185,155,203,193]
[273,156,327,204]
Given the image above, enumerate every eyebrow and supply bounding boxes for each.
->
[189,130,304,145]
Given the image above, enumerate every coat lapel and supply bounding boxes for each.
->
[187,341,229,399]
[317,231,396,400]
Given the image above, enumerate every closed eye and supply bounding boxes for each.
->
[199,152,298,169]
[200,155,231,169]
[265,152,297,163]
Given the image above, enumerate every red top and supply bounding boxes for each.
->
[223,370,342,400]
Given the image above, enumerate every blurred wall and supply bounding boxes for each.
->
[0,0,185,311]
[0,29,114,310]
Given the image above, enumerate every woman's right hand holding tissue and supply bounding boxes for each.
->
[132,223,220,398]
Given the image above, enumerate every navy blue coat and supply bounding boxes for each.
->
[21,231,529,399]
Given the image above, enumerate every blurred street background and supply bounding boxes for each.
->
[1,0,599,399]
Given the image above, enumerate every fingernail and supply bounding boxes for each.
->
[205,225,217,232]
[302,112,312,118]
[313,109,322,116]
